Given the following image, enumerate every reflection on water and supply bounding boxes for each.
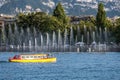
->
[0,61,9,63]
[0,52,120,80]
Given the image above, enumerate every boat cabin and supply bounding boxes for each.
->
[13,54,52,60]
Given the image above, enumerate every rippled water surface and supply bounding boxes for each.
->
[0,52,120,80]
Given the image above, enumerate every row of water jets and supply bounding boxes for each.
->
[0,23,114,52]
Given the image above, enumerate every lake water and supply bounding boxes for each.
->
[0,52,120,80]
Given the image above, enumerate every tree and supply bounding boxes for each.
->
[96,3,106,30]
[114,25,120,44]
[40,16,62,33]
[17,12,47,31]
[33,12,47,30]
[115,18,120,26]
[105,19,113,31]
[53,2,66,21]
[113,18,120,44]
[53,2,70,31]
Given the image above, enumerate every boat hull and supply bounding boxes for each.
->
[9,58,56,63]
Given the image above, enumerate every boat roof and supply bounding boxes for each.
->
[18,54,48,56]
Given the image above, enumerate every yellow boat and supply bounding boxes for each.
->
[9,54,56,63]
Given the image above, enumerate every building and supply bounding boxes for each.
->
[70,15,95,24]
[0,14,16,29]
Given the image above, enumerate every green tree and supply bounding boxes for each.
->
[17,12,47,31]
[53,2,66,22]
[114,25,120,44]
[53,2,70,31]
[115,18,120,26]
[40,16,62,33]
[33,12,47,30]
[113,18,120,44]
[96,3,106,30]
[105,19,113,31]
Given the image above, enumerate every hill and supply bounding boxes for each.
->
[0,0,120,17]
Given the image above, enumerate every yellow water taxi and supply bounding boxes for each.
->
[9,54,56,63]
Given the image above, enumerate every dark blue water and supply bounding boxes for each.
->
[0,52,120,80]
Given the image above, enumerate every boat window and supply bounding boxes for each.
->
[22,56,25,59]
[34,56,37,58]
[26,56,29,58]
[38,56,41,58]
[30,56,33,58]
